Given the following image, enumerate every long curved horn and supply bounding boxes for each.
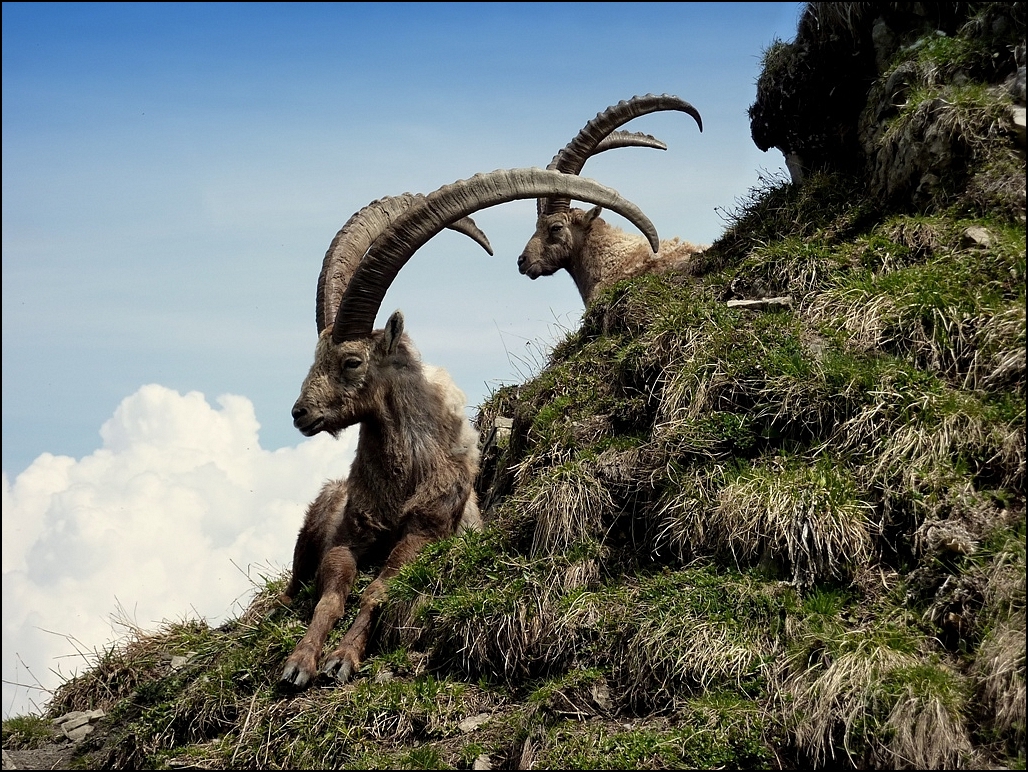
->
[331,168,660,342]
[315,196,492,333]
[594,130,668,154]
[541,93,703,216]
[537,130,670,217]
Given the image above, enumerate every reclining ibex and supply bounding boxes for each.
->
[279,168,659,688]
[517,94,707,305]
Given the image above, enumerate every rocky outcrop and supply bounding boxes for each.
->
[1,711,105,770]
[750,2,1025,213]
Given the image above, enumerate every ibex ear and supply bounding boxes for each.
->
[383,310,405,354]
[584,206,604,226]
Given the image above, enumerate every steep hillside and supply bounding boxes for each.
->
[4,3,1024,769]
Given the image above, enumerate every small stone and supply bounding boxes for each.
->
[1010,106,1026,148]
[53,709,105,742]
[961,225,994,249]
[56,712,91,731]
[63,724,94,743]
[590,680,612,711]
[458,713,491,733]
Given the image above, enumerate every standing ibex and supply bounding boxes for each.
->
[517,94,707,305]
[280,168,659,688]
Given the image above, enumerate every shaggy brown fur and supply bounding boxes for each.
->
[518,206,706,305]
[280,311,481,688]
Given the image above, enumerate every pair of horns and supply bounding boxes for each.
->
[322,168,660,343]
[316,194,492,333]
[539,93,703,217]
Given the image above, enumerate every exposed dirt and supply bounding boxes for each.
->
[3,744,78,771]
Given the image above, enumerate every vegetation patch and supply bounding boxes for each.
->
[6,4,1024,769]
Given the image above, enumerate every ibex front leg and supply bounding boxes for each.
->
[280,544,358,689]
[321,531,433,683]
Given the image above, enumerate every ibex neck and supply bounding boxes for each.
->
[357,379,442,484]
[568,217,607,304]
[574,217,654,305]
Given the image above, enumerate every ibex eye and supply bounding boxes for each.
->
[343,358,362,370]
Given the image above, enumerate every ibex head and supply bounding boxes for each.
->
[517,206,605,279]
[293,167,660,435]
[517,94,702,286]
[291,311,414,437]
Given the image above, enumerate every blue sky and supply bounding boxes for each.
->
[2,1,802,717]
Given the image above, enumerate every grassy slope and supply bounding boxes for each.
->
[4,5,1025,770]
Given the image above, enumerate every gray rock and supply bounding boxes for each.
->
[785,152,805,185]
[961,225,995,249]
[458,712,491,733]
[55,712,92,732]
[1011,106,1026,148]
[53,708,105,741]
[63,724,94,743]
[590,679,613,712]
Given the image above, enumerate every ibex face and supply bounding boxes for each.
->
[519,95,701,298]
[517,207,603,280]
[291,312,406,438]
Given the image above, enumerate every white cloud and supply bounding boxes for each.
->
[2,384,358,719]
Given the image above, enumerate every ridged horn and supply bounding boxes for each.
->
[594,130,668,154]
[331,168,659,342]
[316,195,492,333]
[540,93,703,216]
[537,130,670,217]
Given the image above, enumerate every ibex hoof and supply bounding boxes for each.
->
[280,661,314,689]
[321,655,355,684]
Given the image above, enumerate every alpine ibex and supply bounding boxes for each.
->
[280,168,659,688]
[517,94,707,305]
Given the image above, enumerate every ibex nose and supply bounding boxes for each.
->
[517,253,528,273]
[291,401,322,436]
